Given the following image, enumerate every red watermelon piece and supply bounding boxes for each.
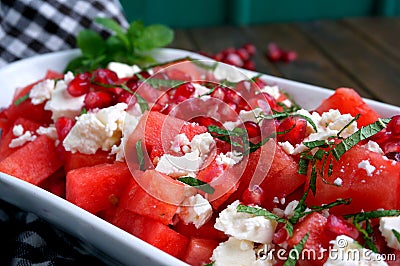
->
[0,135,62,185]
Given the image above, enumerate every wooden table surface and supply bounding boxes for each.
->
[168,17,400,107]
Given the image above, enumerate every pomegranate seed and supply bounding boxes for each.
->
[172,83,195,101]
[241,185,265,205]
[213,52,224,61]
[243,60,255,70]
[222,53,244,67]
[222,47,236,57]
[55,116,75,141]
[189,116,222,128]
[324,214,359,240]
[242,43,256,56]
[244,121,261,138]
[84,91,116,110]
[224,89,242,105]
[387,115,400,135]
[67,72,91,97]
[260,92,279,111]
[267,43,283,62]
[118,91,134,104]
[273,226,289,244]
[211,87,226,100]
[386,152,400,162]
[92,69,119,85]
[282,50,298,62]
[236,47,250,61]
[277,116,307,145]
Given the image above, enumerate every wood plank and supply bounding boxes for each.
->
[168,29,197,51]
[343,17,400,61]
[296,20,400,106]
[242,23,361,92]
[188,26,280,76]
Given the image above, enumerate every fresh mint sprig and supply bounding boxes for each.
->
[177,176,215,194]
[65,18,174,73]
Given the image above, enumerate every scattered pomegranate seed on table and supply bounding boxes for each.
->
[266,42,298,63]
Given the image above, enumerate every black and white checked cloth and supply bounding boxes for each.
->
[0,0,129,68]
[0,1,129,264]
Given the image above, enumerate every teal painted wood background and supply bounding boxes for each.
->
[120,0,400,28]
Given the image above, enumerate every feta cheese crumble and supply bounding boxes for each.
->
[63,103,128,154]
[179,194,213,228]
[215,200,277,244]
[9,124,37,148]
[107,62,141,79]
[379,216,400,250]
[215,151,243,167]
[29,79,56,105]
[358,159,376,176]
[44,74,85,120]
[362,140,384,155]
[333,177,343,186]
[36,125,58,140]
[170,133,190,153]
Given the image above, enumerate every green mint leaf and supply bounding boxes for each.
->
[332,118,391,160]
[136,139,145,171]
[298,157,309,175]
[292,114,318,132]
[80,107,87,115]
[283,233,309,266]
[135,24,174,51]
[309,198,352,212]
[77,30,106,58]
[344,209,400,221]
[177,176,215,194]
[310,164,317,195]
[392,229,400,243]
[95,17,130,49]
[135,94,149,113]
[202,262,214,266]
[14,93,30,106]
[303,140,329,149]
[136,74,186,89]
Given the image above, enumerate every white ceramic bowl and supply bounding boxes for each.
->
[0,48,399,265]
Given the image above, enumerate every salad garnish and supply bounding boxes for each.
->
[136,73,186,90]
[259,111,318,132]
[14,93,30,106]
[177,176,215,195]
[344,209,400,252]
[135,139,145,171]
[65,17,174,73]
[392,229,400,243]
[283,233,309,266]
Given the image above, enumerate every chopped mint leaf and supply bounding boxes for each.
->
[136,139,145,171]
[136,73,186,89]
[177,176,215,194]
[303,140,329,149]
[392,229,400,243]
[80,107,87,115]
[298,157,310,175]
[202,262,214,266]
[283,233,309,266]
[332,118,391,160]
[309,198,351,212]
[14,93,30,106]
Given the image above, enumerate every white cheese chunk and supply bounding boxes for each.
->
[29,79,56,105]
[215,200,277,244]
[155,151,203,177]
[211,237,256,266]
[324,235,388,265]
[179,194,213,229]
[192,83,211,98]
[170,133,190,153]
[36,125,58,140]
[216,151,243,167]
[213,63,247,83]
[44,79,85,121]
[9,131,36,148]
[63,103,127,154]
[190,132,215,156]
[362,140,384,155]
[107,62,141,79]
[379,216,400,250]
[358,159,376,176]
[12,124,24,137]
[258,85,281,100]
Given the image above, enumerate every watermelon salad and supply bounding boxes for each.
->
[0,57,400,266]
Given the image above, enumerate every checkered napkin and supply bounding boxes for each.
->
[0,1,128,264]
[0,200,110,266]
[0,0,129,68]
